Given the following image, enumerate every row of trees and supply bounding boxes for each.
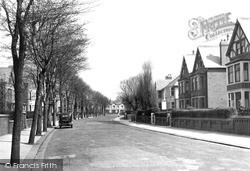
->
[118,61,157,112]
[0,0,109,164]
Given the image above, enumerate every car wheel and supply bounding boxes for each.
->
[60,126,62,129]
[71,125,73,128]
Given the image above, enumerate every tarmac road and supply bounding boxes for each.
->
[43,115,250,171]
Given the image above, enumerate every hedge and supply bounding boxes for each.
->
[171,108,237,119]
[136,110,153,116]
[154,112,169,117]
[26,111,34,119]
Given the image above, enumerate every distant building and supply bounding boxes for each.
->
[106,101,125,114]
[0,66,15,112]
[225,19,250,109]
[0,66,34,112]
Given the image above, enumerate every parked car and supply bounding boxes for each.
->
[59,113,73,128]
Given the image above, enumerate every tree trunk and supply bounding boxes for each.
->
[37,95,43,135]
[52,100,57,126]
[11,63,23,164]
[43,100,48,132]
[74,97,77,119]
[29,75,44,144]
[47,103,52,127]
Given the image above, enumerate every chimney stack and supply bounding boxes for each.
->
[219,39,230,66]
[165,74,172,80]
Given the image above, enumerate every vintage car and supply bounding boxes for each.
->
[59,113,73,128]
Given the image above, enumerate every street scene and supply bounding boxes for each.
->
[1,0,250,171]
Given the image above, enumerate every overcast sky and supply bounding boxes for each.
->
[79,0,250,100]
[1,0,250,100]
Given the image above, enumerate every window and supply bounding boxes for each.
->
[200,76,205,89]
[185,81,189,92]
[245,91,250,108]
[179,82,184,94]
[191,78,195,91]
[158,91,162,98]
[236,39,246,55]
[158,102,162,109]
[228,66,233,84]
[194,77,198,90]
[179,100,183,109]
[186,100,190,107]
[244,63,249,81]
[192,98,198,108]
[171,87,175,96]
[195,98,198,108]
[171,102,175,109]
[235,64,240,82]
[200,98,205,108]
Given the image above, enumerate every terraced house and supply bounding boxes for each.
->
[226,19,250,109]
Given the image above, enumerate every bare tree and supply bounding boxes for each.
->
[118,76,140,111]
[27,0,88,144]
[0,0,34,164]
[119,61,157,112]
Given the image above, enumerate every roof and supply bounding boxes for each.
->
[184,54,195,73]
[226,18,250,56]
[238,18,250,40]
[197,46,225,69]
[155,79,172,91]
[167,75,180,87]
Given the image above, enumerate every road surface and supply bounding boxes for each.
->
[44,115,250,170]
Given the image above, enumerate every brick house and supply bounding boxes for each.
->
[179,43,229,109]
[225,19,250,109]
[178,54,195,109]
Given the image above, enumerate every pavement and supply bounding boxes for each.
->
[113,116,250,149]
[0,126,55,163]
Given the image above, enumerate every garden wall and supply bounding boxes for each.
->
[0,114,10,136]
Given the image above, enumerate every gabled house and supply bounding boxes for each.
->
[190,45,227,108]
[178,54,195,109]
[106,101,125,114]
[165,75,180,110]
[226,19,250,109]
[178,41,230,109]
[155,75,173,110]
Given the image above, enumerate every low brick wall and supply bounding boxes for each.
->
[172,116,250,135]
[0,114,10,136]
[155,117,169,126]
[8,118,33,134]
